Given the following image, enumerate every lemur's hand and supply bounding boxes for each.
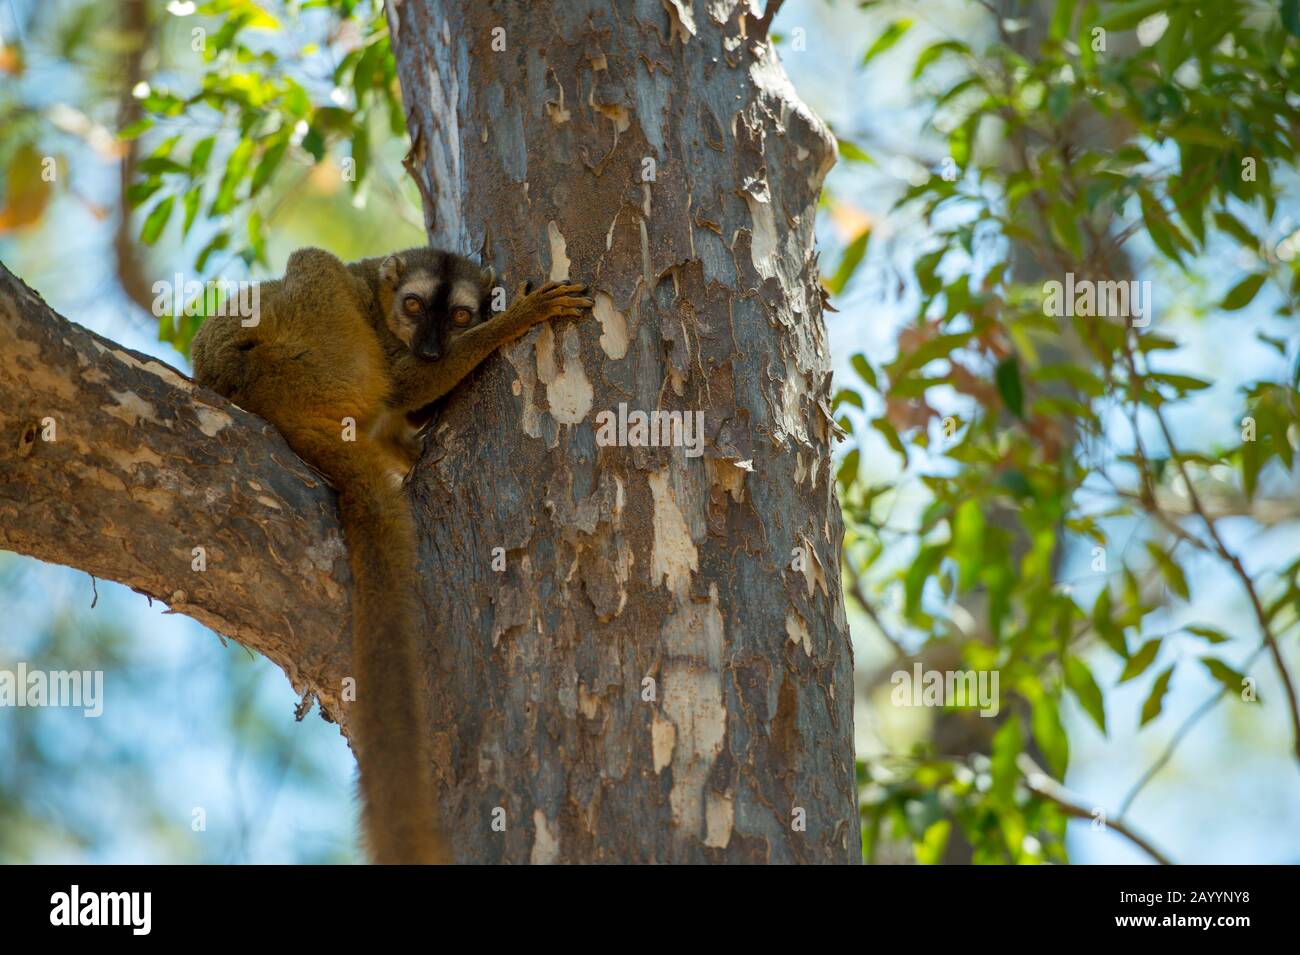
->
[509,281,593,329]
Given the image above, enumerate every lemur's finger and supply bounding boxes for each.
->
[550,296,594,309]
[544,282,587,296]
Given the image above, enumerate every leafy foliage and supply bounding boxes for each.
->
[833,0,1300,863]
[120,0,401,351]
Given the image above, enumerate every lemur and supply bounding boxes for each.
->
[191,247,591,863]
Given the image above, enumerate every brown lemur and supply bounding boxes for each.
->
[191,246,592,864]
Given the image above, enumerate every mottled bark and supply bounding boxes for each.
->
[0,266,354,722]
[389,0,858,862]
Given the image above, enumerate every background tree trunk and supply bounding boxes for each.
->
[388,0,858,862]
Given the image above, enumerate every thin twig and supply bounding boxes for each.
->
[1018,756,1174,865]
[1119,644,1268,817]
[1126,339,1300,762]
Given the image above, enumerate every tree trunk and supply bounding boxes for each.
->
[388,0,856,863]
[0,0,858,863]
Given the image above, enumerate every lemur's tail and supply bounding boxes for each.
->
[190,245,449,864]
[322,436,448,864]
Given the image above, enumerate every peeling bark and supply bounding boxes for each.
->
[390,0,858,862]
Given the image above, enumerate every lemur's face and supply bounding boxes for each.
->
[380,250,493,362]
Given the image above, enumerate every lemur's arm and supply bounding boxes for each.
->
[387,281,591,412]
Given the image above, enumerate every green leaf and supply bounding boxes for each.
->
[914,247,945,296]
[190,135,216,173]
[1047,83,1071,122]
[903,544,944,619]
[871,417,908,463]
[862,20,912,66]
[1140,665,1175,726]
[1049,0,1077,40]
[836,139,874,164]
[912,40,967,80]
[1150,373,1211,393]
[1119,637,1161,683]
[1048,202,1083,261]
[136,156,188,176]
[212,138,253,215]
[997,469,1034,500]
[1219,273,1267,311]
[124,180,162,208]
[951,498,985,591]
[1102,0,1168,31]
[1213,211,1257,249]
[182,185,202,236]
[1185,625,1230,645]
[1093,587,1127,658]
[118,119,153,141]
[1242,429,1261,499]
[1154,10,1188,77]
[1144,541,1189,600]
[948,121,971,167]
[990,715,1022,804]
[350,120,369,190]
[1169,173,1207,247]
[1284,0,1300,37]
[250,137,288,194]
[836,448,860,488]
[995,356,1024,418]
[832,388,863,411]
[195,230,229,272]
[247,209,265,264]
[301,124,325,162]
[851,353,878,391]
[913,818,951,865]
[1201,658,1250,698]
[900,332,971,372]
[352,40,383,103]
[1138,188,1186,266]
[140,195,174,245]
[825,229,870,296]
[1064,656,1107,734]
[1031,693,1069,776]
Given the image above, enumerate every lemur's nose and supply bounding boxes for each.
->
[416,339,442,361]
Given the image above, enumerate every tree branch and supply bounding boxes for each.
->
[1018,756,1174,865]
[0,260,354,725]
[745,0,786,39]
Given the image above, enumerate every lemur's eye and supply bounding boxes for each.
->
[402,294,423,316]
[450,306,474,327]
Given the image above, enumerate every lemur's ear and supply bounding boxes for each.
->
[380,254,405,286]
